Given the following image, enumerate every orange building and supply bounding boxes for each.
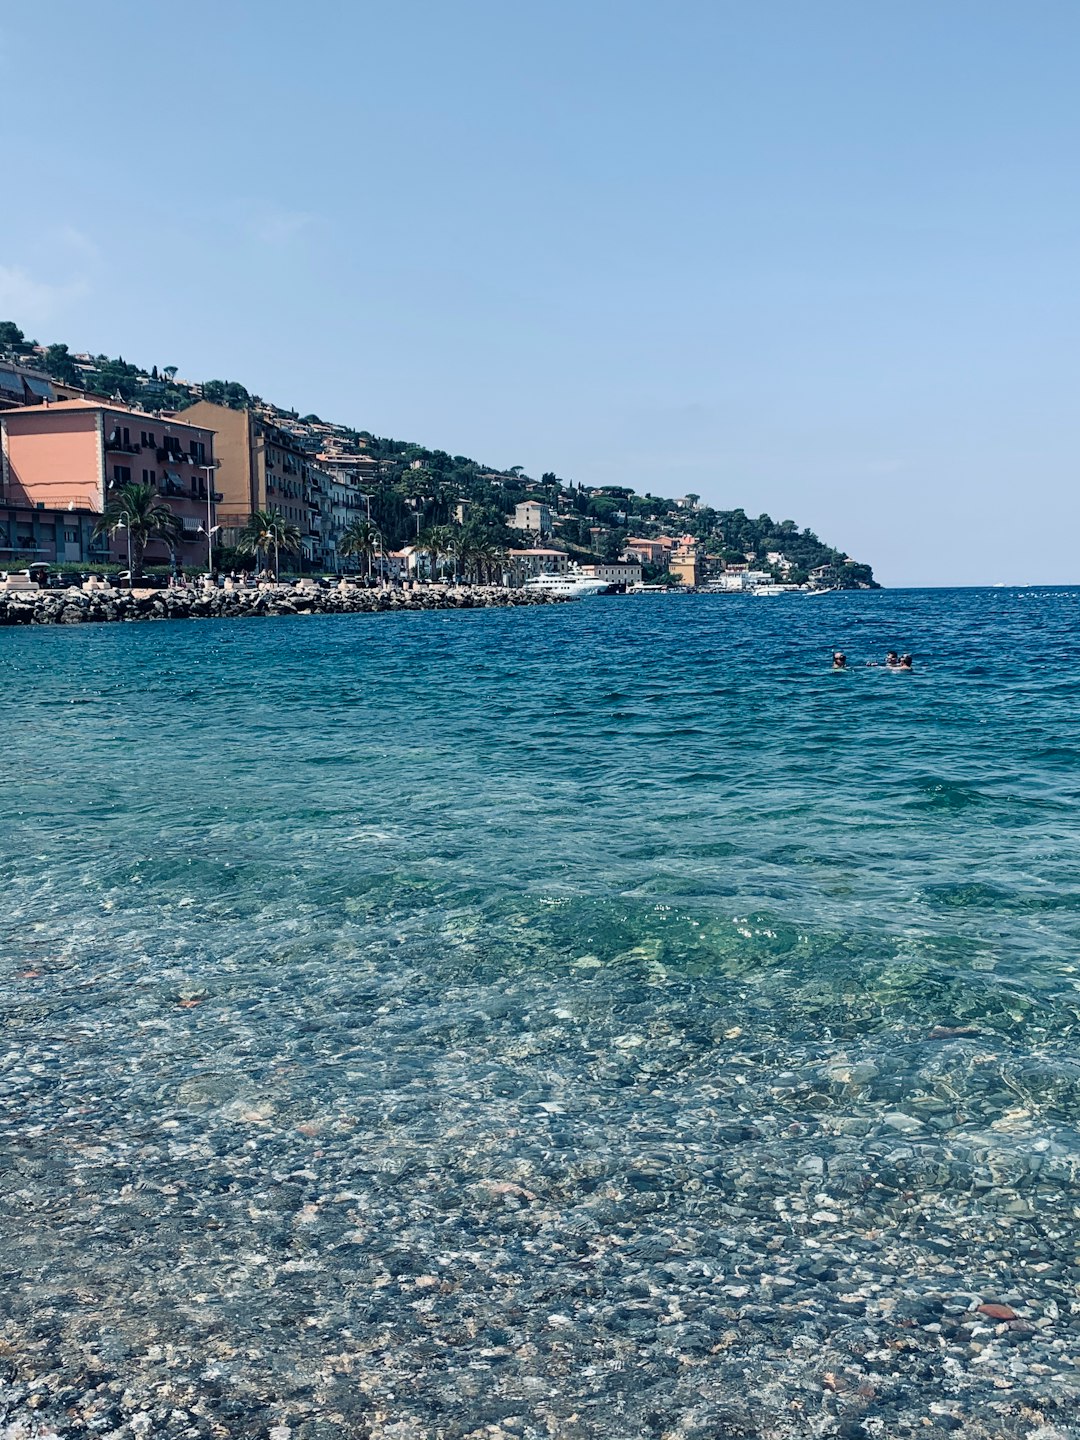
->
[0,400,216,568]
[179,401,322,562]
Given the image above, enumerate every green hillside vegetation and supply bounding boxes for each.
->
[2,322,875,587]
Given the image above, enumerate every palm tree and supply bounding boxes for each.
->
[93,482,181,576]
[237,508,301,579]
[339,518,381,579]
[416,525,457,581]
[476,541,507,585]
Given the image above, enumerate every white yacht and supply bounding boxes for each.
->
[523,566,609,599]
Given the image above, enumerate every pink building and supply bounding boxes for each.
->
[0,400,216,568]
[624,535,673,566]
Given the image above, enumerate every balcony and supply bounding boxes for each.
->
[105,438,141,455]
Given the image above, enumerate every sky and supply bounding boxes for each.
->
[3,0,1078,586]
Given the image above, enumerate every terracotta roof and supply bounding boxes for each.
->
[0,397,212,430]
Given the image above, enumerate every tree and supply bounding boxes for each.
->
[93,483,181,575]
[602,528,629,562]
[339,518,381,578]
[0,321,25,350]
[202,379,250,410]
[40,343,79,385]
[237,508,301,578]
[415,525,456,581]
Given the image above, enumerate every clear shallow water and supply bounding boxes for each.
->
[2,590,1080,1439]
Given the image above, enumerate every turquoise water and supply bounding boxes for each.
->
[2,590,1080,1437]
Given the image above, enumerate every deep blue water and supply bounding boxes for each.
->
[2,588,1079,1435]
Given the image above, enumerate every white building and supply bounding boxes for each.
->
[508,500,553,537]
[579,561,643,588]
[507,547,568,582]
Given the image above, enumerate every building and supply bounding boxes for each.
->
[624,535,674,568]
[0,399,216,567]
[506,547,568,583]
[669,555,700,586]
[0,362,102,411]
[179,401,327,565]
[669,536,703,587]
[578,561,643,588]
[508,500,553,537]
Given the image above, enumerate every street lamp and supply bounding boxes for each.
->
[115,518,132,575]
[199,524,221,580]
[200,464,218,575]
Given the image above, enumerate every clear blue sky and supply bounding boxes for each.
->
[4,1,1077,585]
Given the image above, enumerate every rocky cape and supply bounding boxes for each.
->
[0,581,568,626]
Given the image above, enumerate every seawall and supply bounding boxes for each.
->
[0,582,568,627]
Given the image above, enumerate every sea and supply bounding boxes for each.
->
[2,588,1079,1438]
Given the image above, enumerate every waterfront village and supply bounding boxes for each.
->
[0,324,876,598]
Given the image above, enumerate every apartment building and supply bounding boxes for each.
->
[179,401,324,563]
[0,399,216,567]
[506,547,568,582]
[578,561,643,588]
[624,535,674,567]
[508,500,553,537]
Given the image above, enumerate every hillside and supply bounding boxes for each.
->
[0,322,876,587]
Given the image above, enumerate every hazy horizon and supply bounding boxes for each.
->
[4,0,1077,588]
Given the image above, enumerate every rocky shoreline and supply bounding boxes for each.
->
[0,581,567,626]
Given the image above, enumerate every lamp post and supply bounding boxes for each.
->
[200,464,217,575]
[115,518,132,575]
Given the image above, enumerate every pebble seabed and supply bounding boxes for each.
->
[2,590,1080,1440]
[3,938,1078,1440]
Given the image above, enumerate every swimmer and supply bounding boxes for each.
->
[885,651,900,668]
[898,653,913,670]
[832,651,847,670]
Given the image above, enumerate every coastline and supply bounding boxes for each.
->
[0,580,569,627]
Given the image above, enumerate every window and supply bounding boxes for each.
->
[64,527,78,543]
[141,430,156,448]
[142,468,156,485]
[191,440,205,464]
[191,478,197,495]
[113,465,131,484]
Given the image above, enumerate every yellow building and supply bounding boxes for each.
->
[670,554,700,586]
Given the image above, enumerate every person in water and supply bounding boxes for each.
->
[885,651,900,668]
[832,651,847,669]
[898,653,913,669]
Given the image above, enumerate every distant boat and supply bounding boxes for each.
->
[805,586,839,597]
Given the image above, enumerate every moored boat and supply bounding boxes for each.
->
[522,566,609,599]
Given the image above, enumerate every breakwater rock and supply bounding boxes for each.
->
[0,581,568,626]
